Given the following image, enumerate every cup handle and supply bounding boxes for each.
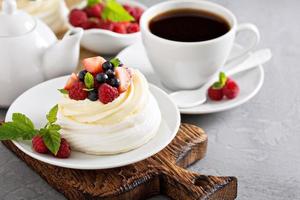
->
[227,23,260,63]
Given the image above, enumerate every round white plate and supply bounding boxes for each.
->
[117,42,264,114]
[6,76,180,170]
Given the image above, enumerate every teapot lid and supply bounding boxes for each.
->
[0,0,36,37]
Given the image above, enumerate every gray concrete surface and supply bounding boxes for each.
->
[1,0,300,199]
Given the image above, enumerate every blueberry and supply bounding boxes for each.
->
[106,69,115,78]
[88,90,98,101]
[78,70,87,81]
[102,61,114,71]
[109,78,120,88]
[96,73,108,83]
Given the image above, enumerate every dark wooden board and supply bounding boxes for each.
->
[1,123,237,200]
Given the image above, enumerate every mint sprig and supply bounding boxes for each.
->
[110,58,121,68]
[101,0,134,22]
[87,0,102,7]
[58,89,68,94]
[0,105,63,155]
[212,72,228,89]
[84,72,94,89]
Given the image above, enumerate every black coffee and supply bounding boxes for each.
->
[149,8,230,42]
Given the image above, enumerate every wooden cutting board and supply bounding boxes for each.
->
[1,123,237,200]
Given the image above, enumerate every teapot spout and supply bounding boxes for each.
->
[42,28,83,79]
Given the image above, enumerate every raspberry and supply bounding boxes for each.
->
[98,83,119,104]
[84,4,103,18]
[112,22,127,34]
[55,138,71,159]
[208,86,224,101]
[127,23,140,33]
[32,136,48,154]
[132,7,143,22]
[99,20,114,31]
[69,9,88,27]
[223,79,239,99]
[68,82,88,100]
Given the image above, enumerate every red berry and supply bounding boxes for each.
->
[115,67,132,93]
[99,20,114,31]
[64,73,78,90]
[98,83,119,104]
[112,22,127,34]
[32,136,48,154]
[55,138,71,159]
[69,9,88,27]
[208,86,224,101]
[82,56,105,74]
[68,82,88,100]
[223,79,240,99]
[84,4,103,18]
[132,7,143,22]
[127,23,140,33]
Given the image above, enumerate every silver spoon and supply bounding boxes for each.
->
[169,49,272,108]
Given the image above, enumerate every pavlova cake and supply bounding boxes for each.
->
[58,56,161,155]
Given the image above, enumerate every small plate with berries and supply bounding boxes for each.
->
[117,42,265,114]
[68,0,146,55]
[2,56,180,169]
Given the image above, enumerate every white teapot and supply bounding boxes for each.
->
[0,0,83,107]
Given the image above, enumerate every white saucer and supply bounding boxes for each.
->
[117,42,264,114]
[5,76,180,170]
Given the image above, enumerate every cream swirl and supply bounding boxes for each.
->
[58,70,161,155]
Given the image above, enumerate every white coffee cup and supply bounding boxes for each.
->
[140,0,260,90]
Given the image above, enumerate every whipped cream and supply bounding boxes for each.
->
[58,70,161,155]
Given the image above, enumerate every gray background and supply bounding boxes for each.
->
[1,0,300,199]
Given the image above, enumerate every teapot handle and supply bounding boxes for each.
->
[2,0,17,14]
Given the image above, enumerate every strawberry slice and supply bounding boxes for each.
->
[64,73,78,90]
[82,56,106,74]
[115,67,132,93]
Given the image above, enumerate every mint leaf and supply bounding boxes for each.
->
[84,72,94,89]
[83,88,94,92]
[87,0,102,7]
[110,58,121,67]
[58,89,68,94]
[41,127,61,155]
[46,105,58,124]
[0,114,37,141]
[219,72,227,87]
[101,0,134,22]
[212,81,223,89]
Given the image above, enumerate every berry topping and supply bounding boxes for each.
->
[102,61,114,71]
[98,83,119,104]
[105,69,115,78]
[208,86,224,101]
[112,22,127,34]
[95,73,108,84]
[88,90,98,101]
[78,70,87,81]
[223,79,240,99]
[64,73,78,90]
[69,9,88,27]
[127,23,140,33]
[207,72,240,101]
[55,138,71,159]
[109,77,120,88]
[32,136,48,154]
[115,67,131,93]
[82,56,106,74]
[69,82,88,100]
[84,3,103,18]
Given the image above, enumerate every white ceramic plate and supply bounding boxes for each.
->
[117,42,264,114]
[5,76,180,169]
